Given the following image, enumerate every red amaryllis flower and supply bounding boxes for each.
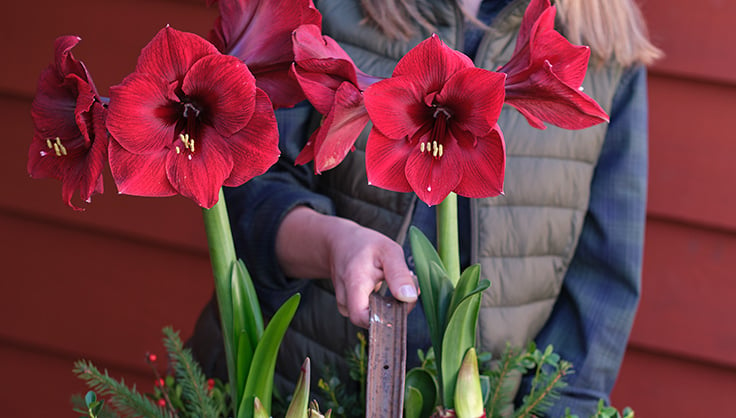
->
[106,26,279,209]
[364,35,506,206]
[497,0,608,130]
[291,24,381,173]
[208,0,322,109]
[28,36,108,210]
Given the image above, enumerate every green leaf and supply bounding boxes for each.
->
[236,329,254,399]
[238,293,301,418]
[403,386,424,418]
[440,292,482,409]
[84,391,96,407]
[405,368,438,418]
[410,226,444,341]
[233,258,265,343]
[446,265,486,325]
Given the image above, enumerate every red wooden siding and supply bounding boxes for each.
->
[611,0,736,415]
[1,0,734,417]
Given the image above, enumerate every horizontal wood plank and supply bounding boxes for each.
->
[2,0,219,99]
[629,218,736,367]
[613,346,736,417]
[0,212,213,371]
[0,340,153,418]
[642,0,736,85]
[647,74,736,231]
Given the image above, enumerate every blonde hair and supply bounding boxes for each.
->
[359,0,662,66]
[555,0,662,66]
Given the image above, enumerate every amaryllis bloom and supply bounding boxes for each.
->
[28,36,108,210]
[498,0,609,130]
[106,26,279,209]
[291,24,381,173]
[364,35,506,206]
[208,0,322,109]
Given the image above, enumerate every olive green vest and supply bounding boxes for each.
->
[274,0,623,398]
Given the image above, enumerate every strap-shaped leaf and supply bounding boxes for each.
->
[238,293,301,418]
[235,330,253,400]
[446,265,490,330]
[440,292,482,409]
[410,226,444,342]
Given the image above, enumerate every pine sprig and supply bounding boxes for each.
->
[482,345,532,418]
[514,345,573,418]
[73,360,167,418]
[161,327,221,418]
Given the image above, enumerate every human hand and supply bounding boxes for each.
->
[276,207,418,328]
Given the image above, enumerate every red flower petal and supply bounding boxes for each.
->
[365,129,413,193]
[505,61,609,130]
[404,137,462,206]
[210,0,321,109]
[435,67,506,137]
[108,140,176,197]
[364,75,427,140]
[393,34,473,90]
[292,60,350,114]
[107,72,178,154]
[514,0,552,55]
[183,54,256,137]
[453,125,505,198]
[166,125,234,208]
[136,26,218,84]
[223,88,280,186]
[309,83,370,173]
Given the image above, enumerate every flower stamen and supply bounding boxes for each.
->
[46,137,67,156]
[179,133,195,153]
[419,140,444,158]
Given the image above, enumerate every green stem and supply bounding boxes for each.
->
[201,188,239,412]
[436,192,460,286]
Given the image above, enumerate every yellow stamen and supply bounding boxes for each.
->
[179,133,195,153]
[175,146,181,154]
[432,141,439,157]
[52,143,62,157]
[46,138,53,149]
[438,144,443,157]
[55,138,67,156]
[420,142,425,153]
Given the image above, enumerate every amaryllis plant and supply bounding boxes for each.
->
[287,0,610,416]
[28,1,325,417]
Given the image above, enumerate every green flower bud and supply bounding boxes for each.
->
[454,348,485,418]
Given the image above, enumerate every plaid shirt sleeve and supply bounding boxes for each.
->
[519,65,650,417]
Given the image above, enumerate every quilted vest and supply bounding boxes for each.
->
[273,0,624,397]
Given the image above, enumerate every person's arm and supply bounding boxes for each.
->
[518,65,650,416]
[225,101,417,327]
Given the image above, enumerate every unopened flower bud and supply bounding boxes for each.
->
[286,358,311,418]
[254,397,269,418]
[455,348,485,418]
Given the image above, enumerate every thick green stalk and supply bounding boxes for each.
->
[436,192,460,286]
[201,188,239,411]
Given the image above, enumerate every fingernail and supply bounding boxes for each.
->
[398,284,418,300]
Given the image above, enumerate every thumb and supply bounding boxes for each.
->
[381,251,418,303]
